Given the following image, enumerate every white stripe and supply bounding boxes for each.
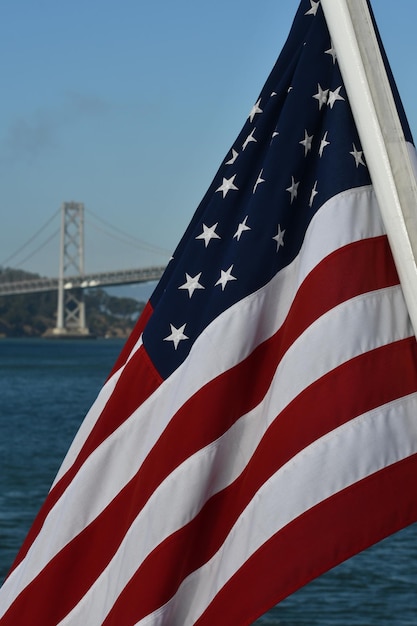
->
[146,392,417,625]
[324,0,417,337]
[50,368,122,488]
[0,186,389,615]
[53,335,144,486]
[55,185,381,485]
[57,285,411,625]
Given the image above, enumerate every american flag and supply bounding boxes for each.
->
[1,1,417,624]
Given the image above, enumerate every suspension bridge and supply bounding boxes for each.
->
[0,202,168,337]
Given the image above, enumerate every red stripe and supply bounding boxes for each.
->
[101,337,417,625]
[3,236,403,623]
[5,335,416,626]
[195,453,417,626]
[107,300,154,379]
[11,236,392,575]
[10,342,163,571]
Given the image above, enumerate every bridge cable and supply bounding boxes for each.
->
[85,208,171,257]
[0,208,60,267]
[84,219,170,258]
[10,228,61,269]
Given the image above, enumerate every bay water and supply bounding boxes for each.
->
[0,338,415,624]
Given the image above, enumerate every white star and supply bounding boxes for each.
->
[164,324,189,350]
[313,84,329,109]
[309,180,318,207]
[327,86,345,108]
[253,169,265,193]
[225,149,238,165]
[233,216,251,241]
[249,98,263,123]
[305,0,320,16]
[273,224,285,251]
[196,223,221,247]
[300,129,314,156]
[242,128,257,150]
[216,175,238,198]
[350,143,366,167]
[325,43,337,64]
[319,131,330,157]
[215,265,237,291]
[286,176,300,204]
[179,272,204,298]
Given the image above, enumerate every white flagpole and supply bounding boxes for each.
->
[321,0,417,338]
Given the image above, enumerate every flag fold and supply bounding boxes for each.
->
[1,1,417,624]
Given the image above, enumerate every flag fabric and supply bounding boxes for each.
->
[2,1,417,624]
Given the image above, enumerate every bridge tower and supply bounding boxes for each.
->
[53,202,90,337]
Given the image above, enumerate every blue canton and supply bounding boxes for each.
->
[144,0,411,379]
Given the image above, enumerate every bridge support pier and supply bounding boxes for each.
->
[51,202,91,338]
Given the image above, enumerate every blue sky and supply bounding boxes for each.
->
[1,1,417,292]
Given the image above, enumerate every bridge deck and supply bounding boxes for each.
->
[0,266,166,296]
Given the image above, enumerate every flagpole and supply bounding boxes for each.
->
[321,0,417,338]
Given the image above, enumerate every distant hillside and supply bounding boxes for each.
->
[0,267,145,338]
